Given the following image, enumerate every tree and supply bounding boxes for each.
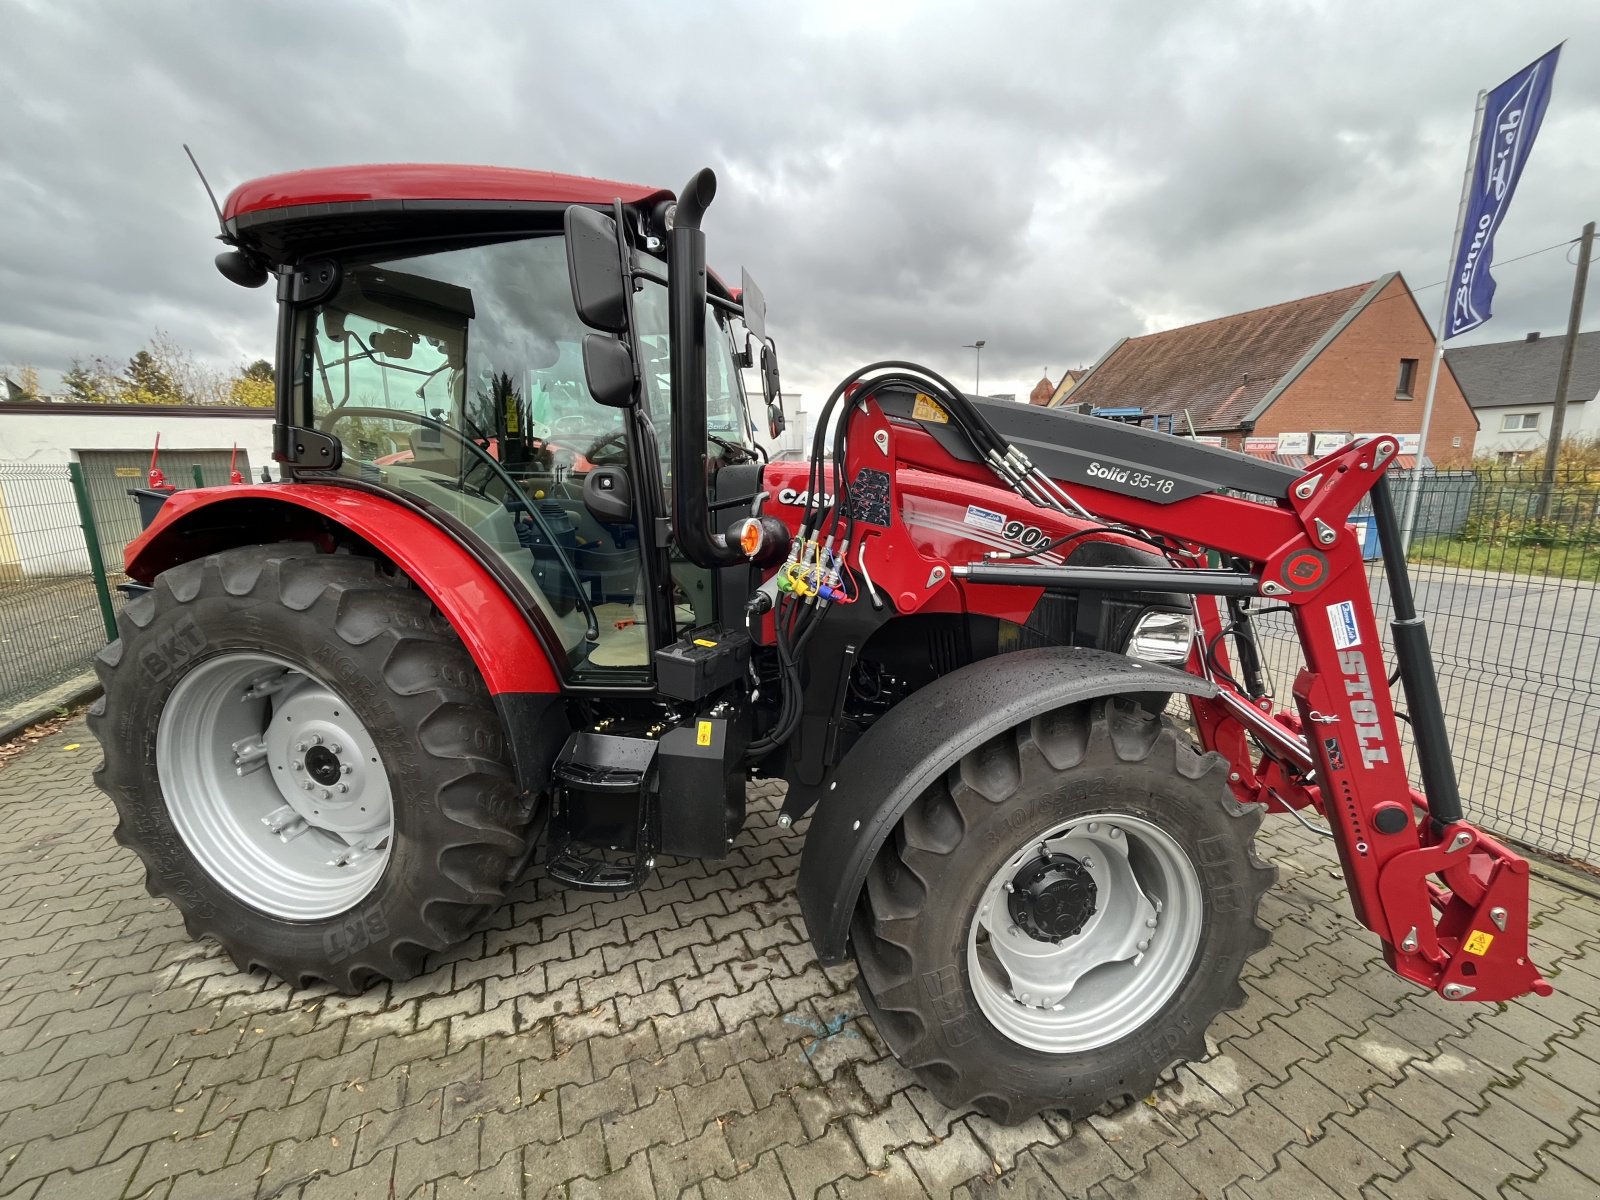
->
[62,359,117,403]
[2,364,40,401]
[122,348,183,405]
[230,374,275,408]
[243,359,273,382]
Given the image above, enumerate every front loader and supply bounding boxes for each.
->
[90,162,1550,1125]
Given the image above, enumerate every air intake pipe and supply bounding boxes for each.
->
[668,168,744,568]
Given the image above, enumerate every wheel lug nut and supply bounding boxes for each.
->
[319,788,332,800]
[337,784,349,794]
[342,765,354,775]
[328,744,342,755]
[301,781,314,792]
[1082,856,1094,869]
[291,761,303,771]
[1145,917,1158,928]
[1138,940,1150,951]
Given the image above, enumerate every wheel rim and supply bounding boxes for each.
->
[966,813,1203,1053]
[156,652,394,921]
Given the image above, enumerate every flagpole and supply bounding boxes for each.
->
[1400,88,1488,553]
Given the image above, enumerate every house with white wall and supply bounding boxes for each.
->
[1446,331,1600,460]
[0,402,274,577]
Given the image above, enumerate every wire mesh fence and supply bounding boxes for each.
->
[0,455,1595,863]
[0,462,121,711]
[1244,465,1599,863]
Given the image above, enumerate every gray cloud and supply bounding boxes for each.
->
[1,0,1597,408]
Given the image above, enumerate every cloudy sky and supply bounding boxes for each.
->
[2,0,1597,410]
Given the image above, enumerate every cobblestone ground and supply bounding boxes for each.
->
[2,717,1598,1199]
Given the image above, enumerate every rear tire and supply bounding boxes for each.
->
[89,545,530,992]
[851,697,1273,1125]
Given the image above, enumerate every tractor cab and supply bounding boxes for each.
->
[222,164,768,681]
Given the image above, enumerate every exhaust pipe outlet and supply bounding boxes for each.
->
[668,168,742,568]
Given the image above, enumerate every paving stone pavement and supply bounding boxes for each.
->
[2,716,1599,1199]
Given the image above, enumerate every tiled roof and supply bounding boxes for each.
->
[1445,331,1600,411]
[1066,278,1384,431]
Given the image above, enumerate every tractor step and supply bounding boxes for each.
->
[544,840,653,892]
[546,731,659,893]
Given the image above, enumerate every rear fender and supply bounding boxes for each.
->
[796,646,1217,964]
[124,484,561,697]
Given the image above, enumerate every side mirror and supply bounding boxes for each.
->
[758,341,784,438]
[740,267,767,343]
[565,204,629,333]
[582,333,636,408]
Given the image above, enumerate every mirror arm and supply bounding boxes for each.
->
[668,168,743,569]
[610,199,643,394]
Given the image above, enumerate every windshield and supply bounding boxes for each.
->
[300,231,753,678]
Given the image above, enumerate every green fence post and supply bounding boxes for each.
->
[192,464,206,488]
[67,462,119,642]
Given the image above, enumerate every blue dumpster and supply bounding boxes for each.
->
[1352,515,1382,561]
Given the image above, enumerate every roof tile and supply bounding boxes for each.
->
[1067,280,1376,430]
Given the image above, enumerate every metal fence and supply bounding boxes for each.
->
[1,456,1596,863]
[1247,465,1599,863]
[0,462,121,711]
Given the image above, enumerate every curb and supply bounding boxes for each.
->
[1522,846,1600,903]
[0,672,102,745]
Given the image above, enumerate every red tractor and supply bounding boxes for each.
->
[92,163,1550,1124]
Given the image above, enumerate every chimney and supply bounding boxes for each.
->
[1526,332,1541,342]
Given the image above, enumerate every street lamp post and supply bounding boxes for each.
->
[962,340,986,396]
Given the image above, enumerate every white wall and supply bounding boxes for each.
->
[0,406,276,578]
[1472,400,1600,458]
[0,406,275,470]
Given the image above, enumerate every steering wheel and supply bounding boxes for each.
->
[316,407,601,640]
[584,430,629,464]
[550,413,594,437]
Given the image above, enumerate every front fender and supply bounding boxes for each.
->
[124,484,560,696]
[796,647,1217,964]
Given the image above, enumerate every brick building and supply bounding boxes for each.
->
[1057,273,1478,464]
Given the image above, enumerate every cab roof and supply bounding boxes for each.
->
[221,164,673,263]
[222,164,669,220]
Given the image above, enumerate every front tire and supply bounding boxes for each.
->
[851,697,1273,1124]
[89,546,530,992]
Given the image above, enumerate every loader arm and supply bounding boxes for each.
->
[812,388,1549,1005]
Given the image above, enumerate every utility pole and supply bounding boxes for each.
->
[1537,220,1595,519]
[963,340,986,395]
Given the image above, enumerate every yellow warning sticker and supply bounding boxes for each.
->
[1463,930,1494,956]
[912,393,949,424]
[696,721,713,747]
[693,638,718,648]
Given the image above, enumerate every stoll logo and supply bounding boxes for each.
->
[1086,461,1130,484]
[776,487,835,507]
[1337,649,1389,769]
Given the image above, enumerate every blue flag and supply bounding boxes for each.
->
[1447,45,1562,339]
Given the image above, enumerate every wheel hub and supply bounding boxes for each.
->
[265,686,388,841]
[1008,853,1098,941]
[967,814,1204,1053]
[155,652,394,921]
[304,744,342,786]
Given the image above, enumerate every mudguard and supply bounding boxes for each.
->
[122,484,561,696]
[796,646,1218,965]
